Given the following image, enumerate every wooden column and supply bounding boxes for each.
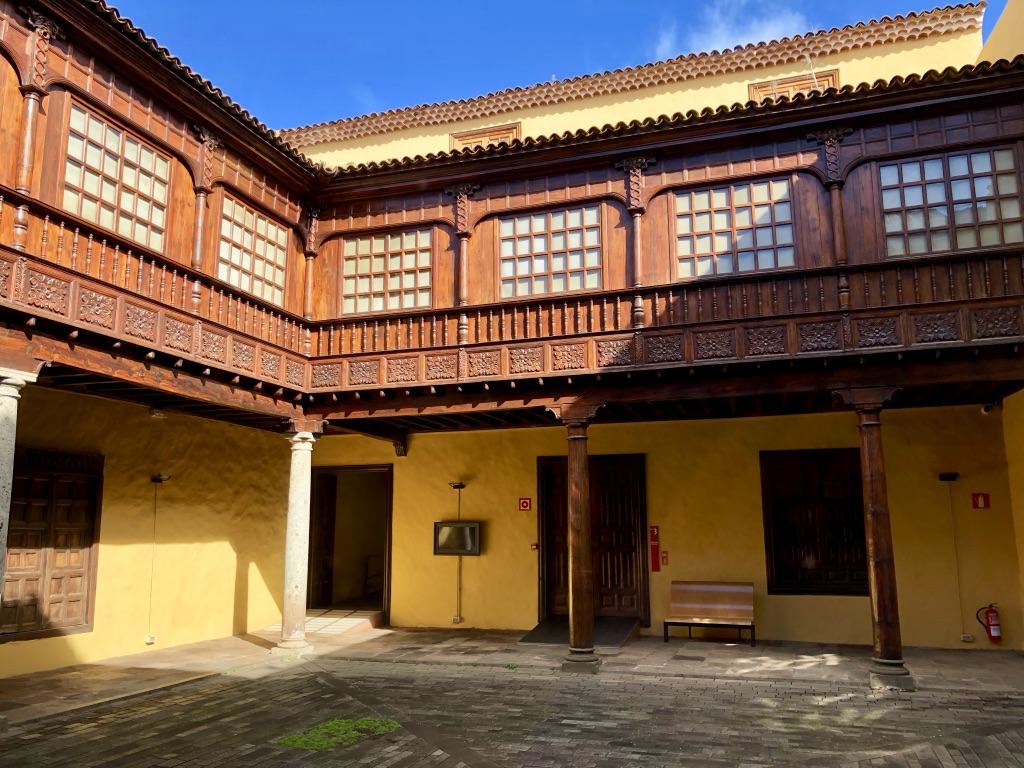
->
[837,387,913,690]
[190,128,221,314]
[0,369,38,594]
[445,183,479,345]
[13,12,62,252]
[301,207,321,354]
[550,402,603,672]
[615,157,652,329]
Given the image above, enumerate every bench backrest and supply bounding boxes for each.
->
[669,581,754,620]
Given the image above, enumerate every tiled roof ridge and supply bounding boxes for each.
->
[79,0,319,172]
[279,3,985,148]
[326,55,1024,177]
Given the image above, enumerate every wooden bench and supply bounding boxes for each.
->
[663,581,756,646]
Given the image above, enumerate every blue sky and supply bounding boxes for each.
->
[105,1,1007,131]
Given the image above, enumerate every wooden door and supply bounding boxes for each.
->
[539,455,648,624]
[307,473,337,609]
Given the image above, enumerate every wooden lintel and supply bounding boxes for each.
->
[333,421,409,456]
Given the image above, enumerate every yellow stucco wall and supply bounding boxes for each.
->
[0,387,289,677]
[1002,390,1024,642]
[314,404,1022,650]
[979,0,1024,63]
[302,30,982,168]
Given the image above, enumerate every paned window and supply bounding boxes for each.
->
[218,197,289,306]
[62,104,169,253]
[760,449,868,597]
[674,179,794,279]
[498,205,601,298]
[1,449,103,639]
[342,229,432,314]
[881,148,1023,257]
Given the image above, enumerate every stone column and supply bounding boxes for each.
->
[837,387,913,690]
[274,430,317,656]
[564,417,598,671]
[0,370,35,592]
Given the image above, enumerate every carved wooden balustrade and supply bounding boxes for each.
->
[0,186,312,390]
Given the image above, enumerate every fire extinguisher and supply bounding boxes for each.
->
[976,603,1002,644]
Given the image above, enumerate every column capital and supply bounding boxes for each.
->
[547,401,604,427]
[0,367,38,391]
[834,386,900,412]
[288,417,326,435]
[287,430,317,450]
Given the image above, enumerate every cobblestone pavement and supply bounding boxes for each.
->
[2,654,1023,767]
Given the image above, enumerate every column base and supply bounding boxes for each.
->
[271,638,314,658]
[868,658,915,691]
[561,647,601,674]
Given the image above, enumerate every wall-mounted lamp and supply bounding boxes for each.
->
[150,474,172,484]
[448,481,466,490]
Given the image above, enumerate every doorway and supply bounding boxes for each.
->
[308,466,392,618]
[538,454,649,627]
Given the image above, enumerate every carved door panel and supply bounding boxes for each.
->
[2,450,101,636]
[308,473,337,609]
[540,455,648,623]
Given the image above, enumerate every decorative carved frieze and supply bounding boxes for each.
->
[614,157,653,211]
[746,326,787,356]
[509,347,543,374]
[974,307,1021,339]
[199,329,227,362]
[0,261,11,298]
[425,354,458,380]
[24,270,68,314]
[856,317,899,348]
[444,183,481,234]
[552,343,586,371]
[646,335,683,363]
[798,322,840,352]
[386,357,418,383]
[232,341,255,371]
[311,363,339,389]
[164,318,193,352]
[913,312,959,343]
[260,351,281,379]
[467,351,500,377]
[348,360,379,386]
[695,330,734,360]
[596,339,633,367]
[124,304,157,341]
[78,289,115,329]
[286,360,305,387]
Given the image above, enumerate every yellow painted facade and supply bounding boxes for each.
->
[1001,390,1024,643]
[0,387,289,676]
[301,30,982,169]
[979,0,1024,63]
[313,405,1023,651]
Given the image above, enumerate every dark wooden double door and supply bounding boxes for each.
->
[539,454,649,626]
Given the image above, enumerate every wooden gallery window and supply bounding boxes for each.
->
[498,205,602,298]
[62,104,170,252]
[674,178,794,279]
[880,147,1022,257]
[341,229,432,314]
[760,449,868,596]
[1,449,103,639]
[218,196,289,306]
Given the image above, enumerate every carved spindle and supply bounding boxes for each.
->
[111,245,120,283]
[669,290,676,325]
[159,266,167,302]
[930,264,938,302]
[912,267,920,304]
[561,301,568,336]
[524,306,531,339]
[653,292,660,327]
[818,276,825,310]
[711,287,718,320]
[614,298,621,330]
[575,300,582,334]
[896,268,903,305]
[511,308,518,340]
[863,271,870,306]
[1002,257,1009,296]
[488,310,494,342]
[260,310,266,342]
[147,260,155,297]
[600,297,607,331]
[179,274,187,310]
[756,282,763,317]
[741,285,748,318]
[475,310,482,344]
[966,261,974,299]
[171,269,179,306]
[41,214,49,254]
[726,286,733,319]
[948,263,956,301]
[374,320,380,352]
[242,301,249,335]
[124,250,131,289]
[880,270,886,306]
[983,259,991,297]
[443,314,449,346]
[499,308,505,341]
[71,228,80,270]
[418,317,425,348]
[56,221,65,265]
[697,290,704,323]
[216,290,222,323]
[771,280,778,315]
[786,279,794,313]
[136,256,145,293]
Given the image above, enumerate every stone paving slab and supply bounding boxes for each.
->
[1,653,1023,767]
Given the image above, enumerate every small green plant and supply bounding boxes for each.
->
[504,662,517,670]
[278,717,400,751]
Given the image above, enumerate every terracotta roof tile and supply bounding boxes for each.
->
[279,3,985,149]
[324,55,1024,177]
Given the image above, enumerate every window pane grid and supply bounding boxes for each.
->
[341,229,432,314]
[498,205,602,298]
[880,148,1022,257]
[217,197,288,306]
[62,104,169,253]
[674,179,794,280]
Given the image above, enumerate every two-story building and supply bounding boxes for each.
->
[1,0,1023,689]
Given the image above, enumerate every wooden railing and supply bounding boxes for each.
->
[0,188,307,354]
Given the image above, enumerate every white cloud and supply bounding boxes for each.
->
[652,1,811,60]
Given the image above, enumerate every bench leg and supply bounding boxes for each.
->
[750,626,756,648]
[663,622,668,642]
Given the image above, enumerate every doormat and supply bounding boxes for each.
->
[519,615,639,648]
